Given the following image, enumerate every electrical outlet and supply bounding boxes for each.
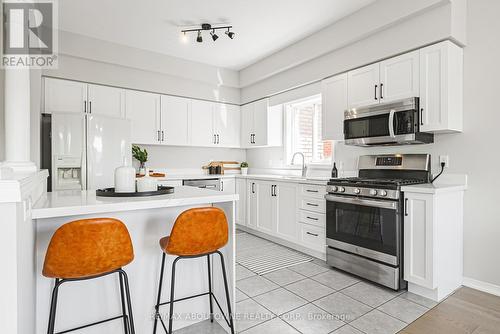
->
[439,155,449,168]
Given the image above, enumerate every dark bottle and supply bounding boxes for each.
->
[331,162,338,178]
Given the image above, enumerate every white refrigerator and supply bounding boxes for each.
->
[51,112,131,191]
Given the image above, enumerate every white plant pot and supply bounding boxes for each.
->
[241,167,248,175]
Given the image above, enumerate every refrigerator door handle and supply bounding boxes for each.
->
[81,115,88,190]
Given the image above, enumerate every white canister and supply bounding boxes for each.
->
[114,158,136,193]
[136,171,158,192]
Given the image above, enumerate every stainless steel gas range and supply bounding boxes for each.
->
[325,154,431,290]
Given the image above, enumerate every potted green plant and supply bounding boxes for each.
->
[132,145,148,175]
[240,161,249,175]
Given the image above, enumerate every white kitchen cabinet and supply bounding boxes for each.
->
[160,95,191,146]
[275,182,298,243]
[44,77,87,114]
[379,50,419,103]
[125,90,161,145]
[256,181,275,235]
[403,186,464,302]
[321,73,348,140]
[236,179,247,226]
[247,180,259,228]
[87,84,125,118]
[348,63,380,109]
[220,178,235,194]
[214,104,240,147]
[419,41,463,133]
[191,100,215,147]
[240,99,282,148]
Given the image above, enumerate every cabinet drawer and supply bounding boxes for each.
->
[300,197,326,213]
[299,210,325,228]
[299,223,326,253]
[300,184,327,199]
[158,180,183,187]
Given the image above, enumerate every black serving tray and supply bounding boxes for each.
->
[96,186,175,197]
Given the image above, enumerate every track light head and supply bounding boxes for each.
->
[210,30,219,41]
[196,31,203,43]
[225,30,235,39]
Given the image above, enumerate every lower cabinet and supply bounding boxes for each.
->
[235,179,247,226]
[275,182,299,243]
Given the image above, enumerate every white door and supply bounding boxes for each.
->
[348,63,380,109]
[86,115,131,190]
[125,90,161,145]
[240,103,254,148]
[275,182,298,242]
[191,100,215,147]
[322,73,348,140]
[87,84,125,118]
[379,50,419,103]
[252,99,269,146]
[220,178,235,194]
[403,193,436,289]
[214,103,240,147]
[256,181,274,234]
[44,78,87,114]
[236,179,247,226]
[160,95,191,146]
[247,180,258,228]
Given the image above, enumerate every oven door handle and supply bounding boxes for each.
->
[325,194,398,210]
[388,109,396,138]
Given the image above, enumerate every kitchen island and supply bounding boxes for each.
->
[32,186,237,334]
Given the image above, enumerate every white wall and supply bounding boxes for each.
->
[245,0,500,288]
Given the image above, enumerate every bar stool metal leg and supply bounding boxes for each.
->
[207,254,214,323]
[119,269,135,334]
[47,278,61,334]
[119,273,130,334]
[153,253,167,334]
[217,251,235,334]
[168,257,181,334]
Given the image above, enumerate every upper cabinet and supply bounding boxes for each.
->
[125,90,161,145]
[161,95,191,146]
[87,84,126,118]
[240,98,282,148]
[419,41,463,133]
[348,63,380,108]
[190,100,215,147]
[321,73,348,141]
[44,78,87,114]
[379,50,420,103]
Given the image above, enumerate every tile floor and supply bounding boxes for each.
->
[176,232,438,334]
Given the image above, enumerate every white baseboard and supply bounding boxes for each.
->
[462,277,500,297]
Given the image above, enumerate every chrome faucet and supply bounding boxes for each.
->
[291,152,307,177]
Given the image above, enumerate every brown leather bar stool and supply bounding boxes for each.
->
[153,207,234,334]
[43,218,135,334]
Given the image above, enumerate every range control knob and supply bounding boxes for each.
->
[369,189,378,196]
[330,186,338,192]
[379,190,388,197]
[338,186,345,193]
[353,188,361,194]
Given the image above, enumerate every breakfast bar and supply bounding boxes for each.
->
[32,186,237,334]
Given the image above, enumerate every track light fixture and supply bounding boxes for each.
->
[181,23,235,43]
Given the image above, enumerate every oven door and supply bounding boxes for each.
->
[325,194,401,266]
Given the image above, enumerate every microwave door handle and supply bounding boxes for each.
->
[388,109,396,138]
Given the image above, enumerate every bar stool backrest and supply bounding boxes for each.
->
[167,207,228,256]
[43,218,134,279]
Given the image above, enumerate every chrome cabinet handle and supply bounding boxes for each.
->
[252,182,255,193]
[374,85,378,100]
[405,198,409,216]
[161,131,164,141]
[380,83,384,99]
[306,216,319,221]
[306,189,319,193]
[89,101,92,113]
[306,232,319,237]
[157,130,160,141]
[217,134,220,144]
[306,202,319,207]
[420,108,424,126]
[84,101,87,113]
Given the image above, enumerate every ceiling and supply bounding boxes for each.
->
[58,0,375,70]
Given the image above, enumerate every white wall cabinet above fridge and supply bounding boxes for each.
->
[240,98,283,148]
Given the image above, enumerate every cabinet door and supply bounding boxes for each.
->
[44,78,87,114]
[247,181,258,228]
[419,42,463,133]
[322,73,348,140]
[125,90,161,145]
[240,103,254,148]
[252,99,269,146]
[379,50,419,103]
[348,63,380,109]
[214,103,240,147]
[191,100,215,147]
[236,179,247,226]
[404,193,436,289]
[256,181,274,234]
[87,84,125,118]
[275,182,298,242]
[220,178,235,194]
[161,95,191,146]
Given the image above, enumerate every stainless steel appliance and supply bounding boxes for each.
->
[183,178,220,191]
[325,154,431,290]
[344,97,434,146]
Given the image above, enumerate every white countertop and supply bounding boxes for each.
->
[401,183,467,194]
[32,186,238,219]
[156,173,330,185]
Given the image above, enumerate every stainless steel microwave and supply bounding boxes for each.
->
[343,97,434,146]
